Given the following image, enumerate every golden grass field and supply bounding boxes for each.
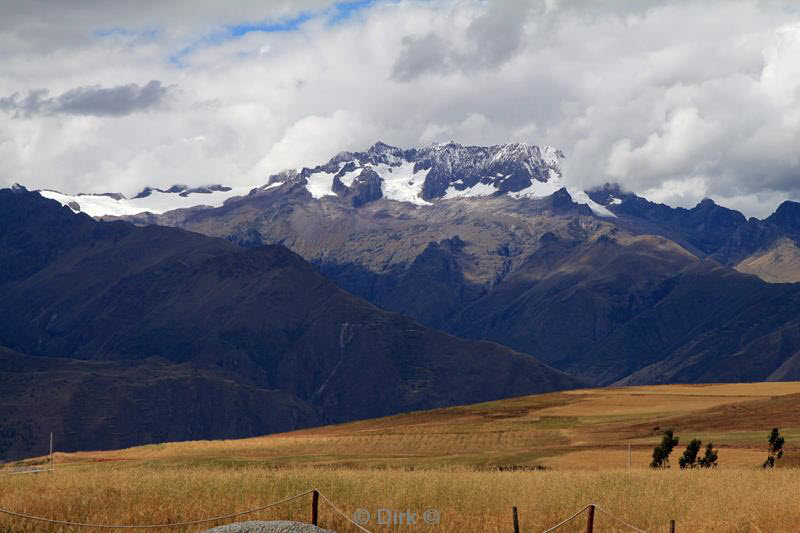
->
[3,382,800,532]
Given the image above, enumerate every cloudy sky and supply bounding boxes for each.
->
[1,0,799,217]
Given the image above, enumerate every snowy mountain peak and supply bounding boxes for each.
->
[31,141,615,218]
[276,141,614,216]
[369,140,401,155]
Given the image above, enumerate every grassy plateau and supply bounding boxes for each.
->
[3,382,800,532]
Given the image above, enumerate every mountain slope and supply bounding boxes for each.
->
[447,231,700,380]
[0,346,319,461]
[452,235,800,385]
[0,188,583,460]
[735,237,800,283]
[124,185,601,330]
[589,184,800,283]
[128,183,800,387]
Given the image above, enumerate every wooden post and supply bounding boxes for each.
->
[311,490,319,526]
[586,505,595,533]
[670,519,675,533]
[512,506,520,533]
[49,432,53,473]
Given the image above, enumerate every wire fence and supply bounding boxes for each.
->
[536,502,649,533]
[541,504,594,532]
[0,488,373,532]
[0,480,660,533]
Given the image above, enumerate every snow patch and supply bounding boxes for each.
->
[509,175,564,199]
[567,188,617,218]
[443,181,499,199]
[39,187,251,217]
[305,168,340,199]
[338,167,363,188]
[374,162,431,205]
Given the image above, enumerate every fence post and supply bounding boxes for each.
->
[586,505,595,533]
[512,506,520,533]
[49,432,54,473]
[311,490,319,526]
[670,519,675,533]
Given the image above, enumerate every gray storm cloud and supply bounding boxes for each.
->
[391,1,533,81]
[0,81,174,117]
[391,33,450,81]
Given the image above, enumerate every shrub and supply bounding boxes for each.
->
[698,442,718,468]
[650,430,679,468]
[763,428,784,469]
[679,439,702,469]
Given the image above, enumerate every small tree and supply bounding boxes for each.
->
[698,442,718,468]
[763,428,785,469]
[650,430,680,468]
[679,438,702,469]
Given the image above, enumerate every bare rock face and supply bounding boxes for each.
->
[134,184,233,199]
[333,166,383,207]
[767,200,800,234]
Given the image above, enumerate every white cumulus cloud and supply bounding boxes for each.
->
[0,0,799,217]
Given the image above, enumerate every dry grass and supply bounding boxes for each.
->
[4,382,800,531]
[3,466,800,532]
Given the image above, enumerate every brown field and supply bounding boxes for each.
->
[3,382,800,532]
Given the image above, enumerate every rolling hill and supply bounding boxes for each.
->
[37,381,800,470]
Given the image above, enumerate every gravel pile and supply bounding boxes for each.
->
[199,520,337,533]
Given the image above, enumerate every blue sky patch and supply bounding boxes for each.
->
[328,0,378,25]
[158,1,384,68]
[229,11,315,37]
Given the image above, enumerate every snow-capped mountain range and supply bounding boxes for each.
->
[37,141,614,217]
